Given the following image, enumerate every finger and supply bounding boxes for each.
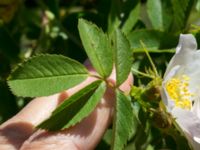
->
[0,73,97,150]
[0,93,63,150]
[0,63,133,150]
[20,72,133,150]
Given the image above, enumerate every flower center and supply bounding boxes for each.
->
[165,75,194,110]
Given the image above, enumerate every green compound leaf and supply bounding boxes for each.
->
[37,80,106,131]
[114,29,132,86]
[78,19,113,78]
[111,90,135,150]
[8,54,88,97]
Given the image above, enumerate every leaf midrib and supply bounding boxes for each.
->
[9,73,88,81]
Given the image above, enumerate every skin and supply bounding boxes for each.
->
[0,62,133,150]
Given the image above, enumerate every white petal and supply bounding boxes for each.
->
[183,51,200,93]
[192,95,200,119]
[176,34,197,54]
[194,137,200,143]
[161,34,200,150]
[185,132,200,150]
[172,108,200,149]
[164,34,197,77]
[163,65,181,82]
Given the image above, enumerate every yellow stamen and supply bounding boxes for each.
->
[165,75,194,110]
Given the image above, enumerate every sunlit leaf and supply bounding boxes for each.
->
[111,90,135,150]
[114,29,132,86]
[37,80,106,131]
[8,54,88,97]
[147,0,163,30]
[107,0,121,34]
[196,0,200,12]
[122,3,140,34]
[78,19,113,78]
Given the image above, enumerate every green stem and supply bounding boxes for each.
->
[133,49,175,53]
[140,41,159,77]
[131,68,154,79]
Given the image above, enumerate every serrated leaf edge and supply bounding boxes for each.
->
[78,18,113,78]
[7,54,88,80]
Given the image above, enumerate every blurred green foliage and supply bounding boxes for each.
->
[1,0,200,149]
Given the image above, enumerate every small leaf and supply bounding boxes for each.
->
[114,29,132,86]
[107,0,121,34]
[8,54,88,97]
[107,0,140,34]
[37,80,106,131]
[171,0,195,32]
[196,0,200,12]
[160,0,174,31]
[111,90,135,150]
[78,19,113,78]
[122,3,140,34]
[128,30,162,49]
[43,0,59,18]
[127,30,178,50]
[147,0,163,30]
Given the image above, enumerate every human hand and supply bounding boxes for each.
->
[0,61,133,150]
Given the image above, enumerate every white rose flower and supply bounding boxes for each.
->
[162,34,200,150]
